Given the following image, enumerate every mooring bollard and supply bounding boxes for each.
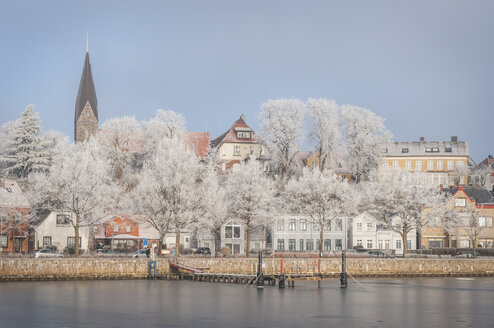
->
[340,250,347,288]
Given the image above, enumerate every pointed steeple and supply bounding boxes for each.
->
[75,51,98,123]
[74,45,98,142]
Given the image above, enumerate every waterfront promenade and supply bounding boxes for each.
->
[1,257,494,281]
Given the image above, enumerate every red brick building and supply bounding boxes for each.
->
[0,179,30,254]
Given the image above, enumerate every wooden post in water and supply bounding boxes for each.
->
[340,250,347,288]
[279,257,285,289]
[318,256,321,288]
[256,251,264,289]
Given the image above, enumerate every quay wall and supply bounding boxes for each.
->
[1,258,494,281]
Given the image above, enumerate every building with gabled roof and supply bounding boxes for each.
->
[211,114,268,171]
[0,179,30,254]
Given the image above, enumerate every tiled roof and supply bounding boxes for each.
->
[74,51,97,123]
[185,132,210,158]
[211,115,260,149]
[0,179,29,208]
[445,186,494,205]
[384,140,469,157]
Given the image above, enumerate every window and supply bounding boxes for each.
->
[478,217,486,227]
[445,147,452,152]
[432,147,439,152]
[437,160,443,170]
[299,239,304,251]
[237,131,251,139]
[126,226,131,233]
[405,160,412,171]
[250,146,254,155]
[324,221,331,231]
[0,215,8,224]
[356,222,362,231]
[456,161,464,168]
[316,239,320,251]
[356,239,363,247]
[204,243,209,248]
[300,219,307,231]
[288,239,296,251]
[5,187,12,193]
[277,219,284,231]
[429,240,442,248]
[56,214,70,225]
[43,236,52,247]
[67,237,82,248]
[233,145,240,155]
[225,225,241,239]
[447,160,454,170]
[366,223,373,231]
[425,147,432,152]
[378,240,383,249]
[0,235,7,247]
[289,219,296,231]
[335,239,342,251]
[416,161,422,171]
[277,239,285,251]
[113,225,119,233]
[313,223,320,231]
[254,242,260,250]
[234,244,240,254]
[407,240,412,250]
[382,161,389,169]
[306,240,314,251]
[226,243,232,252]
[486,217,493,227]
[396,239,402,249]
[221,147,226,156]
[185,237,189,243]
[335,219,342,231]
[367,240,373,249]
[393,160,399,170]
[324,239,331,251]
[385,240,390,249]
[427,160,434,170]
[401,148,409,153]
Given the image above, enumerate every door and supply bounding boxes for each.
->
[15,238,22,253]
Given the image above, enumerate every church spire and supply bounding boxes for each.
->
[74,41,98,142]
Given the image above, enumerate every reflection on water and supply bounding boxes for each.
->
[0,278,493,328]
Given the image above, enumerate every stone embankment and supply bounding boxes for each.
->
[1,258,494,281]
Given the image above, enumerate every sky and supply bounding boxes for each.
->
[0,0,493,162]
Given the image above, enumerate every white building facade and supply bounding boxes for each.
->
[272,215,348,252]
[352,213,417,255]
[33,211,90,252]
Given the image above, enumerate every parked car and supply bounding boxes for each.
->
[184,248,197,254]
[195,247,211,255]
[34,248,64,258]
[94,249,115,256]
[367,250,392,258]
[455,251,480,258]
[132,249,149,258]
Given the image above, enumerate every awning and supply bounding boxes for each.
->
[14,230,28,238]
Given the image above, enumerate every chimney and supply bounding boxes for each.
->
[420,137,424,142]
[451,136,458,142]
[240,114,246,121]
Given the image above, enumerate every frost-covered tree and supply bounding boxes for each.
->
[101,116,142,182]
[340,105,391,183]
[285,168,354,255]
[131,136,204,254]
[197,162,228,256]
[0,121,16,173]
[1,105,52,178]
[29,137,115,257]
[225,160,275,257]
[308,98,340,172]
[143,109,185,148]
[366,176,446,255]
[258,98,306,183]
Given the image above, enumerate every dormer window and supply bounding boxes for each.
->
[401,148,409,153]
[425,147,432,152]
[445,147,452,152]
[432,147,439,152]
[5,188,12,193]
[237,131,251,139]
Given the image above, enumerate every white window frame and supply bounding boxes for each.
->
[416,161,422,171]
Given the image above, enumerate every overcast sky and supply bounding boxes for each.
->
[1,0,492,161]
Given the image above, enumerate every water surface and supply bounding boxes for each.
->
[1,278,493,327]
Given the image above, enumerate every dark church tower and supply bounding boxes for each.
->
[74,46,98,143]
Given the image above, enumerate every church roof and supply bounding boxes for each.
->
[211,115,260,149]
[75,51,98,123]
